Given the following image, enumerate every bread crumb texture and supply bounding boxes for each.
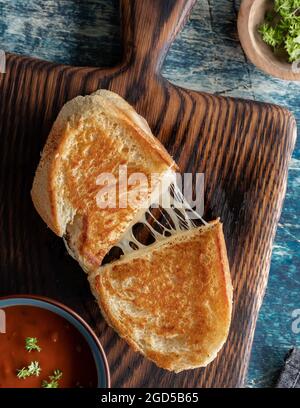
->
[92,221,233,372]
[31,90,176,269]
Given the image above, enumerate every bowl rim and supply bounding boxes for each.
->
[238,0,300,81]
[0,294,111,388]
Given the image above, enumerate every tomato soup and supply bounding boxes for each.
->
[0,306,98,388]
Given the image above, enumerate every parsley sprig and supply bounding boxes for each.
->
[258,0,300,62]
[25,337,41,352]
[42,370,63,388]
[16,337,63,387]
[17,361,41,379]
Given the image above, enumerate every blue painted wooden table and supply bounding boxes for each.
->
[0,0,299,387]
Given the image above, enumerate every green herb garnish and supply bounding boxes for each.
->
[42,369,63,388]
[25,337,41,352]
[17,361,41,379]
[258,0,300,62]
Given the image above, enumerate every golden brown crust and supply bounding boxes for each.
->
[90,221,233,372]
[31,125,64,236]
[93,90,177,170]
[31,90,177,267]
[31,90,232,373]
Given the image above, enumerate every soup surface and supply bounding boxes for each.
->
[0,305,98,388]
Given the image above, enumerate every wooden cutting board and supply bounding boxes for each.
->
[0,0,296,388]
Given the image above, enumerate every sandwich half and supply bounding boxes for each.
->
[31,90,177,270]
[89,220,233,372]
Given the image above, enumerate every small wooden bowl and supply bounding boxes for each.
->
[238,0,300,81]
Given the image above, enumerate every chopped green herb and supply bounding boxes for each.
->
[42,369,63,388]
[17,367,31,380]
[17,361,41,379]
[25,337,41,352]
[28,361,42,376]
[258,0,300,62]
[259,23,283,47]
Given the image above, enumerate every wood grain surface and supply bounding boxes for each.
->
[0,0,296,387]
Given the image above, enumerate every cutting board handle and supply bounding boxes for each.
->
[120,0,196,74]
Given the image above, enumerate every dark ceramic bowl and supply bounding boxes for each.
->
[0,295,110,388]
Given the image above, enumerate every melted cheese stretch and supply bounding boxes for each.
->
[116,182,207,256]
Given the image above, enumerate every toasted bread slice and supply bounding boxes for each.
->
[90,220,233,372]
[31,90,177,269]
